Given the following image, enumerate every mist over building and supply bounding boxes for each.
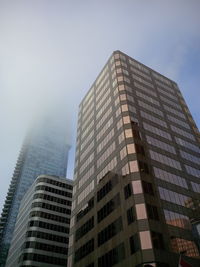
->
[68,51,200,267]
[0,115,70,266]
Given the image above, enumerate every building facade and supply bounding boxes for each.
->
[0,117,70,266]
[68,51,200,267]
[5,175,73,267]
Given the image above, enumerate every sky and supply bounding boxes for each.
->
[0,0,200,212]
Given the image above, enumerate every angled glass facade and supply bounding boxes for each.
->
[0,117,70,266]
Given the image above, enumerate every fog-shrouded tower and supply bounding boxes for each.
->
[0,116,70,266]
[68,51,200,267]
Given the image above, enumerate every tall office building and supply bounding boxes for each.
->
[0,117,70,266]
[68,51,200,267]
[5,175,73,267]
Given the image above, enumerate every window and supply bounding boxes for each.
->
[164,209,191,230]
[142,181,154,195]
[130,234,140,254]
[98,217,123,246]
[76,197,94,222]
[97,175,118,202]
[146,135,176,154]
[97,194,120,223]
[158,187,191,207]
[127,207,136,224]
[98,243,125,267]
[139,231,152,249]
[75,217,94,241]
[136,203,147,220]
[124,184,132,199]
[146,204,159,220]
[143,122,172,140]
[74,239,94,263]
[153,167,188,189]
[151,231,164,249]
[150,150,182,170]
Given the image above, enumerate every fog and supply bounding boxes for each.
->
[0,0,200,211]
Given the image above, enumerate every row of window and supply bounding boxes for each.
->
[33,193,71,206]
[132,74,154,89]
[136,90,160,106]
[97,142,116,168]
[79,152,94,174]
[80,130,94,151]
[96,88,111,111]
[29,220,69,233]
[157,86,178,101]
[138,100,164,117]
[26,230,68,244]
[20,253,67,265]
[146,135,176,154]
[96,106,112,130]
[31,201,71,215]
[76,197,94,222]
[185,164,200,178]
[97,128,114,153]
[158,187,191,207]
[180,150,200,165]
[35,185,72,198]
[97,157,117,183]
[171,125,195,141]
[153,74,172,88]
[81,120,94,140]
[75,216,94,241]
[30,210,69,224]
[96,80,110,103]
[143,122,172,140]
[134,81,156,97]
[81,110,94,133]
[131,67,152,81]
[129,58,150,74]
[36,177,72,190]
[24,240,68,254]
[79,140,94,163]
[74,238,94,263]
[162,96,182,111]
[191,181,200,193]
[78,166,94,189]
[141,110,168,128]
[77,180,94,204]
[164,209,191,230]
[97,175,118,202]
[150,150,182,170]
[96,117,113,141]
[153,167,188,189]
[167,115,190,130]
[82,102,94,125]
[97,193,120,223]
[175,137,200,153]
[96,96,111,119]
[163,104,186,119]
[98,242,125,267]
[98,217,123,247]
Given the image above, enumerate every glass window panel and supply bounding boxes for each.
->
[129,161,139,173]
[132,180,143,194]
[136,204,147,220]
[139,231,152,250]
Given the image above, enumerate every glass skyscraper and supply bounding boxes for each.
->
[68,51,200,267]
[0,116,70,266]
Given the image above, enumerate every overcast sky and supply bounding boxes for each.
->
[0,0,200,212]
